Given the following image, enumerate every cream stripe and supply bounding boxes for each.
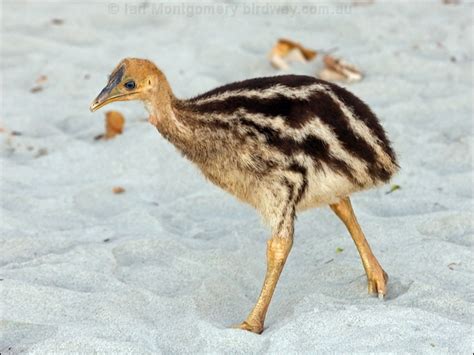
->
[192,83,327,105]
[321,87,394,169]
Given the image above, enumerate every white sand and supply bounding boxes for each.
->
[1,0,472,353]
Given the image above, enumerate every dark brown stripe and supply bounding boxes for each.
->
[237,118,360,185]
[193,93,316,129]
[328,83,398,165]
[288,162,308,205]
[277,176,296,234]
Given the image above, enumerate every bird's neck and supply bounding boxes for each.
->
[145,88,207,162]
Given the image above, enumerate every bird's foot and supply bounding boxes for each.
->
[232,320,264,334]
[367,267,388,299]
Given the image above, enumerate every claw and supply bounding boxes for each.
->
[367,268,388,299]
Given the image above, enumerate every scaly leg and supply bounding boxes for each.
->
[237,176,300,333]
[238,236,293,334]
[330,197,388,298]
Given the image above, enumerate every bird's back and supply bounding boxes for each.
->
[180,75,398,208]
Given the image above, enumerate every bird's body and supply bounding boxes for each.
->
[91,59,399,334]
[149,74,398,229]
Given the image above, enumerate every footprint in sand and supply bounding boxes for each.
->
[417,213,473,247]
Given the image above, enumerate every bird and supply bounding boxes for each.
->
[90,58,399,334]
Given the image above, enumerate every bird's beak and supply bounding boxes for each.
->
[89,89,128,112]
[89,89,111,112]
[90,66,125,112]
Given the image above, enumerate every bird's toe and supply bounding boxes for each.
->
[367,268,388,299]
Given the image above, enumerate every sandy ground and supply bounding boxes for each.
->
[1,0,473,353]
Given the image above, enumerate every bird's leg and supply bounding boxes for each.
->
[330,197,388,298]
[236,177,301,334]
[238,235,293,334]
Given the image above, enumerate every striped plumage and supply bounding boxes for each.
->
[90,58,399,334]
[171,75,398,227]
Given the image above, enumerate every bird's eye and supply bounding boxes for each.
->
[124,81,136,90]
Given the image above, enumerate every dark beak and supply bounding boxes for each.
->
[90,85,115,112]
[89,66,125,112]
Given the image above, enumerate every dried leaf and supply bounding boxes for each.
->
[447,262,459,270]
[104,111,125,139]
[269,54,288,70]
[319,55,363,82]
[112,186,125,194]
[35,148,48,158]
[269,38,317,70]
[336,247,344,254]
[386,184,401,195]
[285,48,308,62]
[30,86,43,93]
[36,75,48,84]
[0,125,22,137]
[319,68,348,82]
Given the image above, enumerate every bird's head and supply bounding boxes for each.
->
[90,58,169,112]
